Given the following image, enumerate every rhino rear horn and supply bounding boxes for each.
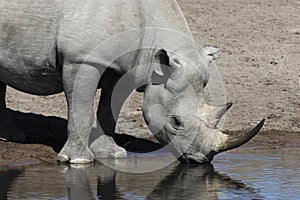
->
[199,102,233,128]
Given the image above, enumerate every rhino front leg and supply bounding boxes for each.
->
[90,84,131,158]
[0,82,6,110]
[58,64,101,164]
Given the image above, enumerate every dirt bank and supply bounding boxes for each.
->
[1,130,299,168]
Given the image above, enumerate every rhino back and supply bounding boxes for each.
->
[0,0,62,94]
[57,0,144,73]
[0,0,194,94]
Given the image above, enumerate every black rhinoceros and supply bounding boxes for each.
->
[0,0,264,164]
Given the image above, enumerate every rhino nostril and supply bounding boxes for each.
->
[178,153,189,163]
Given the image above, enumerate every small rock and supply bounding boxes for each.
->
[270,59,278,65]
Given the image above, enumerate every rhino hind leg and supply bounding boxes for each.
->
[90,84,132,159]
[0,82,26,142]
[0,82,6,110]
[97,87,118,138]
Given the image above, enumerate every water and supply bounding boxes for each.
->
[0,148,299,200]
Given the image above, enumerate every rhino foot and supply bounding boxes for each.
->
[90,135,127,159]
[58,154,94,164]
[57,153,70,162]
[57,138,94,164]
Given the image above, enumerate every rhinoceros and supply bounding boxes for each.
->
[0,0,264,164]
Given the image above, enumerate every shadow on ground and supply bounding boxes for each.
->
[0,109,161,154]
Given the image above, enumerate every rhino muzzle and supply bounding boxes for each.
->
[179,119,265,163]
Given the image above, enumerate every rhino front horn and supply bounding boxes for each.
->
[214,119,265,154]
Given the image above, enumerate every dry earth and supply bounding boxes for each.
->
[0,0,299,167]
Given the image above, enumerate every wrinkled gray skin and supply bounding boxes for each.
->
[0,0,264,164]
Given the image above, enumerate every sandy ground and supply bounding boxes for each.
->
[0,0,299,167]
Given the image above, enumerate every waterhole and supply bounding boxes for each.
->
[0,148,299,199]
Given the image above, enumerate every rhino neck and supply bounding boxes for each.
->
[133,0,199,90]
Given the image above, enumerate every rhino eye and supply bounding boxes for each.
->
[171,116,184,130]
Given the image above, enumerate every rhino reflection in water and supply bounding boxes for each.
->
[72,164,263,199]
[0,0,264,164]
[146,164,263,199]
[0,164,263,199]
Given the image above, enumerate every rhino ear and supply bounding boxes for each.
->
[151,49,174,86]
[201,46,220,64]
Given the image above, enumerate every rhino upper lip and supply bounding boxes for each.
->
[180,153,210,164]
[179,153,190,163]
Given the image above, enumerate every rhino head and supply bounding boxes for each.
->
[141,47,264,163]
